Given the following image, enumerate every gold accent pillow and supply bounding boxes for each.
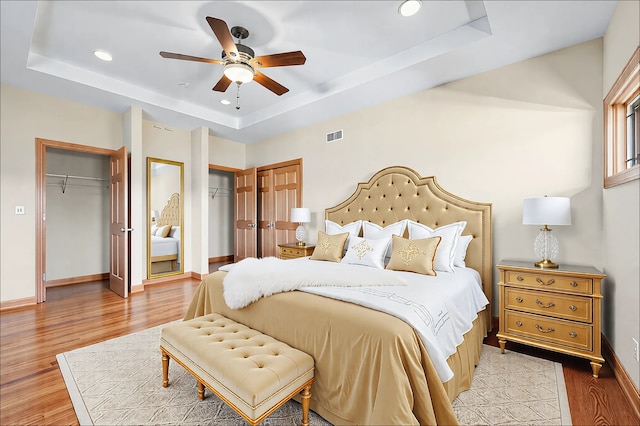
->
[386,235,441,276]
[310,231,349,262]
[157,225,172,238]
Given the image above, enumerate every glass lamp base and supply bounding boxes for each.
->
[533,227,560,268]
[295,224,306,246]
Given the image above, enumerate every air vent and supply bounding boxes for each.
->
[326,129,343,143]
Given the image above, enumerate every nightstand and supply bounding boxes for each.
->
[278,243,315,260]
[496,260,606,377]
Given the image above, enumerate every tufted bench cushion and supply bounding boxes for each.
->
[160,313,315,426]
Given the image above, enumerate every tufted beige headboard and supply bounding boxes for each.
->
[157,193,181,227]
[325,166,492,310]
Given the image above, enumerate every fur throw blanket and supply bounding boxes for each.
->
[222,257,407,309]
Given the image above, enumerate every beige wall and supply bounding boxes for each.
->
[248,38,605,293]
[0,85,123,301]
[602,0,640,389]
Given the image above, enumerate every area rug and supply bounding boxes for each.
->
[57,322,571,425]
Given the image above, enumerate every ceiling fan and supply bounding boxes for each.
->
[160,16,306,97]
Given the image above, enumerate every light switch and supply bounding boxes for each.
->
[15,206,25,215]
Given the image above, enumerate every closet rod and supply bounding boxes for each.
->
[46,173,108,182]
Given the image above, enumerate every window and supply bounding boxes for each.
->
[603,46,640,188]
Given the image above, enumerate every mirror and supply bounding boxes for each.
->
[147,157,184,278]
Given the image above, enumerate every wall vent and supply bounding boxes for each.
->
[326,129,343,143]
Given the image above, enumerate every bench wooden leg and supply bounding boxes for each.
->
[301,383,311,426]
[161,349,170,388]
[198,381,205,400]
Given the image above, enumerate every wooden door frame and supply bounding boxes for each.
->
[35,138,115,303]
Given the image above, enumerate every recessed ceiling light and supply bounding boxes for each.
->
[177,82,189,88]
[398,0,422,17]
[220,99,231,105]
[93,50,112,61]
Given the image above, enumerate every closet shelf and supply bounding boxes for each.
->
[209,186,232,199]
[46,173,109,193]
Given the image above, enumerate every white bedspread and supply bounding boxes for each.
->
[222,256,407,309]
[222,257,488,382]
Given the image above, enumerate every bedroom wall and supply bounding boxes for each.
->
[602,0,640,389]
[0,85,123,302]
[142,120,193,277]
[247,38,605,315]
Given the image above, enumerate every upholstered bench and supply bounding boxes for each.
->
[160,313,315,426]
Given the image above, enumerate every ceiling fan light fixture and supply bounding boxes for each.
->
[398,0,422,17]
[224,62,254,84]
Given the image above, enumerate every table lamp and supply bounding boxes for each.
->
[522,196,571,268]
[290,207,311,246]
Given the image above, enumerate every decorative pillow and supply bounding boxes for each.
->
[157,225,172,238]
[325,220,362,254]
[407,221,466,273]
[310,231,349,262]
[361,220,408,258]
[453,235,472,268]
[169,226,180,239]
[150,224,158,235]
[386,235,441,276]
[342,236,391,269]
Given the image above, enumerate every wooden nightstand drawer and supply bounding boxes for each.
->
[278,244,315,259]
[505,270,592,294]
[504,311,593,352]
[505,287,592,323]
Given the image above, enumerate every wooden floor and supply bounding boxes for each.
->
[1,276,638,426]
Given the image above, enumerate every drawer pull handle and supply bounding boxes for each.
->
[569,332,577,338]
[570,281,578,287]
[536,278,555,285]
[569,305,577,311]
[516,321,523,327]
[516,276,524,281]
[535,299,555,308]
[516,297,523,303]
[535,324,555,333]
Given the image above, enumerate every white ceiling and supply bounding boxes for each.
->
[1,1,616,144]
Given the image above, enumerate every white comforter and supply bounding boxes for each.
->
[221,257,489,382]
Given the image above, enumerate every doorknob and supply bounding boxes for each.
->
[266,222,274,228]
[248,223,256,228]
[120,227,134,232]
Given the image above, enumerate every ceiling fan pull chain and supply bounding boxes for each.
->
[236,83,241,110]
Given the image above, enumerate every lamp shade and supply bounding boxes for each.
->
[523,197,571,226]
[290,208,311,223]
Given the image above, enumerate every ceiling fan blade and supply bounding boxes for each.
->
[206,16,239,61]
[252,51,306,68]
[254,71,289,96]
[212,75,232,92]
[160,51,224,65]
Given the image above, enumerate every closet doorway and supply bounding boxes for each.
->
[208,165,236,266]
[35,139,130,302]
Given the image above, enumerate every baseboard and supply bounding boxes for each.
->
[602,335,640,420]
[191,271,208,280]
[0,296,37,311]
[209,255,233,264]
[130,284,145,294]
[45,273,109,288]
[142,272,192,286]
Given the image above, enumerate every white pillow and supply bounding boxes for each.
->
[342,236,391,269]
[453,235,472,268]
[169,226,180,239]
[362,220,408,258]
[407,221,466,273]
[150,224,158,235]
[325,220,362,254]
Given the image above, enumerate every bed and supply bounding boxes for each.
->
[150,193,180,274]
[184,166,492,425]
